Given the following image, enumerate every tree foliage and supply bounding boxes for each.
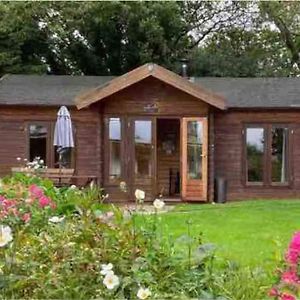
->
[1,1,300,77]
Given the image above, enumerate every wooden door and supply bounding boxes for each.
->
[181,117,208,201]
[129,117,156,201]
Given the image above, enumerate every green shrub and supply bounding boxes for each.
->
[0,174,274,299]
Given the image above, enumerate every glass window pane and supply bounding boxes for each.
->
[29,124,48,163]
[55,146,72,168]
[187,121,202,179]
[109,118,121,180]
[246,127,264,182]
[135,120,152,177]
[271,127,288,183]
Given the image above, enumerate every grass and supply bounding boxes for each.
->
[158,199,300,271]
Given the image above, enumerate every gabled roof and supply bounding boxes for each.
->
[75,63,227,110]
[2,73,300,109]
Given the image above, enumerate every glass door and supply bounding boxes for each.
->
[129,117,156,201]
[181,117,208,201]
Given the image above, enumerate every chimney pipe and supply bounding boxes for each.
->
[180,58,188,78]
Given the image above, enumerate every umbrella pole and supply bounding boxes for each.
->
[58,148,62,185]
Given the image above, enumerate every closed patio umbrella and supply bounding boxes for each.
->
[54,106,74,168]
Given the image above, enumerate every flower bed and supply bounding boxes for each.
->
[0,173,220,299]
[270,231,300,300]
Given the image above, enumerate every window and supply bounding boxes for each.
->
[54,146,73,168]
[29,124,49,164]
[108,118,122,181]
[134,120,152,178]
[271,126,288,184]
[28,123,75,168]
[246,127,265,183]
[245,124,290,185]
[187,120,203,180]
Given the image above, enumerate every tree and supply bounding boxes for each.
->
[189,27,291,77]
[0,2,192,76]
[0,2,48,75]
[260,1,300,74]
[0,1,261,76]
[2,1,300,77]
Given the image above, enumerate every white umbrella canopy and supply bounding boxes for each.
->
[54,106,74,167]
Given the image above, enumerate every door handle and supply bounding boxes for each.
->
[201,154,207,158]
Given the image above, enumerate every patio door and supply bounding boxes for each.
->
[128,117,156,201]
[181,117,208,201]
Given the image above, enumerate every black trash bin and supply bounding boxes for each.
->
[214,177,227,203]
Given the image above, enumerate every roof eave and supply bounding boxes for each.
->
[75,63,227,110]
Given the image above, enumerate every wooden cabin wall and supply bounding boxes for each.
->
[98,77,210,201]
[214,110,300,200]
[0,106,100,183]
[102,77,209,116]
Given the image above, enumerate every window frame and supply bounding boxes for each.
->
[269,124,291,187]
[244,124,267,186]
[104,116,125,185]
[26,121,76,169]
[27,122,52,167]
[243,123,292,188]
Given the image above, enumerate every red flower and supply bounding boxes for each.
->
[22,213,31,223]
[29,184,44,199]
[280,292,296,300]
[281,270,299,284]
[268,288,279,297]
[49,201,56,210]
[286,231,300,266]
[39,196,51,208]
[2,199,17,209]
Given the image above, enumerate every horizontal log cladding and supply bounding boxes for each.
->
[0,105,100,181]
[214,109,300,200]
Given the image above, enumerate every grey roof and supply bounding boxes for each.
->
[1,74,300,108]
[0,75,113,106]
[195,77,300,108]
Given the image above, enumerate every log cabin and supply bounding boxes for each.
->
[1,63,300,202]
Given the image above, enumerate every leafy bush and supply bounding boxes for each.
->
[0,174,219,299]
[0,173,278,299]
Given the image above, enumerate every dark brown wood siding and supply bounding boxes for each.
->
[214,109,300,200]
[101,77,209,116]
[98,76,209,201]
[0,106,100,182]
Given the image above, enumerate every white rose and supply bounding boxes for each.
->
[103,273,119,290]
[48,216,65,223]
[0,225,13,247]
[137,287,151,299]
[135,189,145,201]
[70,185,77,190]
[100,263,114,275]
[153,199,165,210]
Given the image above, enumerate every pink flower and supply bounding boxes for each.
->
[39,196,51,208]
[25,198,35,205]
[281,270,299,284]
[2,199,16,209]
[268,288,279,297]
[49,201,56,210]
[286,231,300,265]
[22,213,31,223]
[280,293,296,300]
[29,184,44,199]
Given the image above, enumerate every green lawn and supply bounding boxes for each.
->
[159,200,300,270]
